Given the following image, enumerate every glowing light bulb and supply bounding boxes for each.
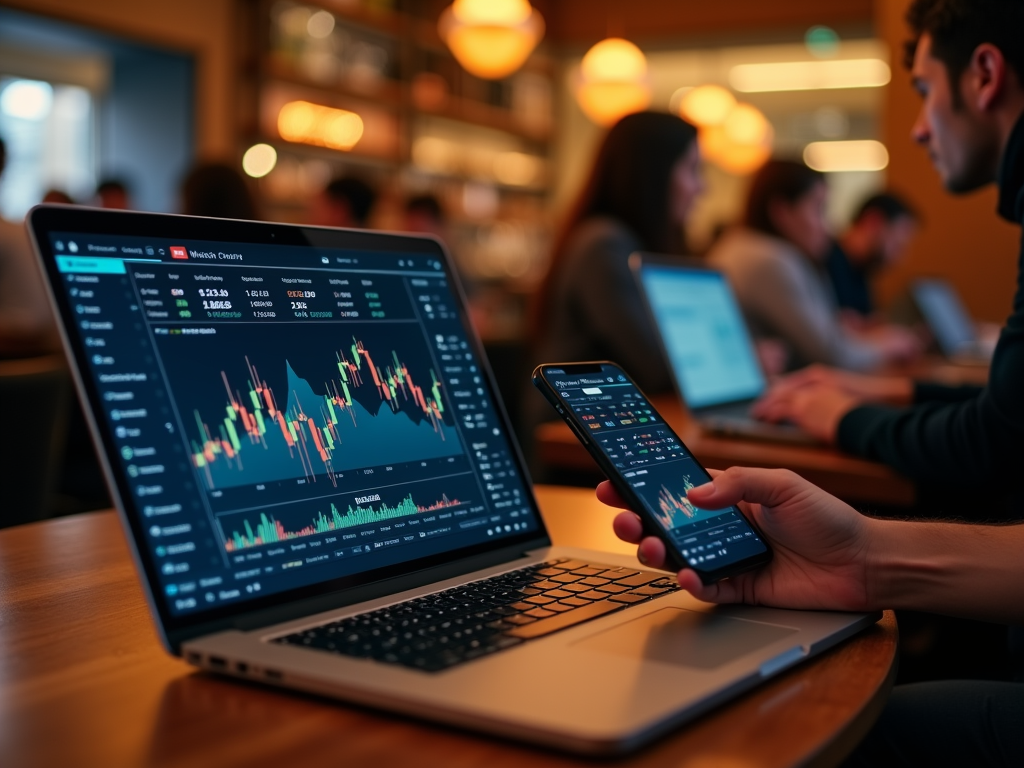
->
[574,38,651,127]
[677,84,735,128]
[242,144,278,178]
[277,101,364,151]
[438,0,544,80]
[699,102,773,175]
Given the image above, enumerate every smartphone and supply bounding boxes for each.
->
[533,361,772,583]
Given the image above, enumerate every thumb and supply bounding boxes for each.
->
[687,466,809,511]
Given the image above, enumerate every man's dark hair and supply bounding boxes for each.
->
[905,0,1024,94]
[404,193,443,222]
[853,192,920,224]
[744,159,825,238]
[325,177,377,227]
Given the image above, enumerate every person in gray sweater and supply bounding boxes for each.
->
[522,112,703,472]
[708,161,919,372]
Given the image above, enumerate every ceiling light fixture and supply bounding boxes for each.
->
[574,38,651,127]
[438,0,544,80]
[277,101,364,151]
[242,144,278,178]
[677,84,735,128]
[803,139,889,172]
[729,58,890,93]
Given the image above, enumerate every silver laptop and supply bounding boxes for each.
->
[28,206,873,755]
[632,254,815,445]
[910,277,992,364]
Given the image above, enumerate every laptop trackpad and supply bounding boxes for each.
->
[576,608,798,669]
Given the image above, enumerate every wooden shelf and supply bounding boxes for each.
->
[296,0,411,38]
[262,58,406,109]
[415,94,551,143]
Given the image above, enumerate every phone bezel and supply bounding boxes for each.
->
[532,361,772,584]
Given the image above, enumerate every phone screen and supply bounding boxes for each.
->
[540,364,768,574]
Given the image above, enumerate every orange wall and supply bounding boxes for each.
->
[3,0,238,159]
[875,0,1020,322]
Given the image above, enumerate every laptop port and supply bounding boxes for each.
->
[235,662,249,674]
[265,669,283,680]
[207,656,227,669]
[186,652,201,664]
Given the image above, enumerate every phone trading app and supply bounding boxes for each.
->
[544,366,767,571]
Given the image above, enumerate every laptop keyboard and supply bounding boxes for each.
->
[273,558,678,672]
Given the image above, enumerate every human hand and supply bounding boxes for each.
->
[750,383,859,443]
[873,324,924,363]
[764,364,913,405]
[598,467,876,611]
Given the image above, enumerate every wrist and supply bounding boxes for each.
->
[882,377,914,406]
[862,517,949,613]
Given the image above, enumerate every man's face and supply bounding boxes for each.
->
[911,34,1000,193]
[875,216,918,268]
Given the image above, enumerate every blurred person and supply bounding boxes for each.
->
[826,192,920,320]
[94,178,132,210]
[402,193,446,239]
[311,176,376,229]
[521,112,703,472]
[42,189,74,205]
[707,160,920,372]
[752,0,1024,508]
[181,163,259,220]
[530,111,703,393]
[0,138,58,355]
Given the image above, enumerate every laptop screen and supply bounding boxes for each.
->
[32,210,541,630]
[911,278,977,356]
[638,264,766,409]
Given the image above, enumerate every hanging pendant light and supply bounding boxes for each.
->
[574,38,651,127]
[699,102,774,175]
[438,0,544,80]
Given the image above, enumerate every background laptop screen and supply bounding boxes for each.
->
[639,265,766,409]
[911,278,977,356]
[44,227,539,620]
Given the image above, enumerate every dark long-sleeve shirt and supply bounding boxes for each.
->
[837,115,1024,491]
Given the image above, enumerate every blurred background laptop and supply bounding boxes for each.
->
[910,277,995,365]
[632,255,815,445]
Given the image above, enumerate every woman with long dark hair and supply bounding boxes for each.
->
[707,160,917,371]
[531,111,701,385]
[523,112,702,464]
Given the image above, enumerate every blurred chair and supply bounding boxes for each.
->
[0,355,70,527]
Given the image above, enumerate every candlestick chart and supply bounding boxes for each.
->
[222,492,465,551]
[158,327,462,491]
[651,475,719,529]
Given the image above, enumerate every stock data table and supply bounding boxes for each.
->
[0,486,897,768]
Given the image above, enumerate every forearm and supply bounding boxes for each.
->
[866,517,1024,625]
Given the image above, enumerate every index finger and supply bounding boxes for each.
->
[596,480,627,509]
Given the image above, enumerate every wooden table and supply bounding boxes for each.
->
[0,488,897,768]
[537,399,916,507]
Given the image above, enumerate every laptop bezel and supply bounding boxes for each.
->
[27,205,551,652]
[629,252,769,414]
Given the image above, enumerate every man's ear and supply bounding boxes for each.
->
[967,43,1009,112]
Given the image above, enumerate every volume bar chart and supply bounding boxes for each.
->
[223,492,465,551]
